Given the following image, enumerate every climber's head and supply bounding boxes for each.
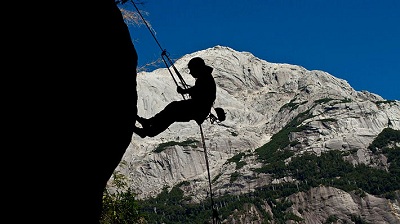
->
[188,57,205,70]
[188,57,212,78]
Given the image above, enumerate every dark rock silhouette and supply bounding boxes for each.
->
[12,1,138,223]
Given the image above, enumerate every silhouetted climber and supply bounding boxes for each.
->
[133,57,216,137]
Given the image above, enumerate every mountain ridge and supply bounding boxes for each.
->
[110,45,400,223]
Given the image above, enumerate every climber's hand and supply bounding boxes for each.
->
[177,86,184,94]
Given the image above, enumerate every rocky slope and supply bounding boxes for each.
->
[111,45,400,223]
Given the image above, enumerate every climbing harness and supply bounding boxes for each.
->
[130,1,223,223]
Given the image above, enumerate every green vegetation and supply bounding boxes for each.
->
[279,99,308,112]
[317,118,337,122]
[255,147,400,196]
[375,100,396,106]
[226,152,247,170]
[289,140,300,147]
[101,171,144,223]
[314,98,336,104]
[136,183,304,224]
[254,110,313,174]
[368,128,400,153]
[101,126,400,223]
[138,185,214,223]
[102,144,400,223]
[350,214,370,224]
[324,215,338,224]
[314,97,352,105]
[154,138,199,153]
[212,173,222,183]
[367,128,400,199]
[230,171,240,182]
[285,150,400,196]
[339,98,352,103]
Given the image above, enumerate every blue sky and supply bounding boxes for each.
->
[122,0,399,100]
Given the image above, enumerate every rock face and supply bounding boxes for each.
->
[288,186,400,224]
[114,46,399,222]
[17,1,138,223]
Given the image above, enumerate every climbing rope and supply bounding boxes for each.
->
[130,0,189,98]
[130,1,220,222]
[199,124,221,224]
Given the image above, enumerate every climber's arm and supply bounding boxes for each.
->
[177,85,195,95]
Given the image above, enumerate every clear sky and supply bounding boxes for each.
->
[121,0,399,100]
